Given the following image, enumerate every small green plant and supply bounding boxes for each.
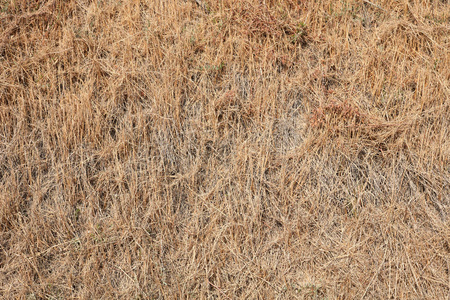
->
[290,21,307,44]
[199,62,226,73]
[1,1,9,13]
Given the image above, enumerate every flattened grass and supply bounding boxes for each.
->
[0,0,449,298]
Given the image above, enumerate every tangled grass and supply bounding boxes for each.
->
[0,0,449,298]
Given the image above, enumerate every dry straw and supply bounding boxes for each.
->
[0,0,449,298]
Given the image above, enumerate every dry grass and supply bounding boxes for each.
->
[0,0,449,298]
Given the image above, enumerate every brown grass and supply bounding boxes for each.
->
[0,0,449,298]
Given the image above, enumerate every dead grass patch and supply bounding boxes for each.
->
[0,0,449,298]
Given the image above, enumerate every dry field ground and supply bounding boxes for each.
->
[0,0,449,298]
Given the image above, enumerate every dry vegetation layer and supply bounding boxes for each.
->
[0,0,449,298]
